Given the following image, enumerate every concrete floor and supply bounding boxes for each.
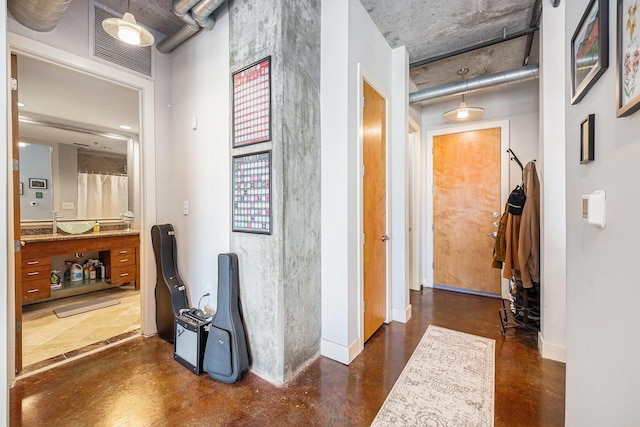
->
[9,288,565,426]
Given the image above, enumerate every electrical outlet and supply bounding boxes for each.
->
[62,202,74,210]
[183,201,189,215]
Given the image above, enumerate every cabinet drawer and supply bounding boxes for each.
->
[22,278,51,303]
[21,257,50,269]
[111,248,136,267]
[22,264,51,282]
[111,264,137,285]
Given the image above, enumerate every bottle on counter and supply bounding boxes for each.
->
[83,262,90,280]
[89,264,96,280]
[93,221,100,233]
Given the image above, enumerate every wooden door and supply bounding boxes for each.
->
[11,54,23,372]
[433,128,501,295]
[363,81,387,341]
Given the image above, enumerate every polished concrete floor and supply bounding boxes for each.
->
[10,288,566,426]
[21,285,140,370]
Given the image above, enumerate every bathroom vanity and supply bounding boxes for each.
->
[20,230,140,304]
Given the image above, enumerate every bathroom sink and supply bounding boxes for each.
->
[57,222,94,235]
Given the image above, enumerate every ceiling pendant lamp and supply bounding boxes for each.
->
[442,68,485,122]
[102,0,154,47]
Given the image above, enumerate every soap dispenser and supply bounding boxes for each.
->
[93,221,100,233]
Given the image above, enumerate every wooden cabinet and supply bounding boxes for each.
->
[20,232,140,304]
[21,256,51,303]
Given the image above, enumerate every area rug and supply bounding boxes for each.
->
[53,296,120,318]
[371,325,495,427]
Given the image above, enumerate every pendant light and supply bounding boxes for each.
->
[102,0,154,47]
[442,68,485,122]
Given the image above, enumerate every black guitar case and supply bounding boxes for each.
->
[151,224,189,343]
[203,253,250,383]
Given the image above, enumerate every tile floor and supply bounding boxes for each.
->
[21,285,140,371]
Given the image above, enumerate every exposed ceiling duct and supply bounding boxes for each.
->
[409,64,540,105]
[156,0,225,54]
[7,0,72,32]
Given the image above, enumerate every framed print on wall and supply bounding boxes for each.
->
[571,0,609,104]
[232,151,271,234]
[580,114,595,164]
[29,178,47,189]
[617,0,640,117]
[232,56,272,148]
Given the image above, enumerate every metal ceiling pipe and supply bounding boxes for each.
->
[157,0,225,53]
[409,64,540,104]
[7,0,72,32]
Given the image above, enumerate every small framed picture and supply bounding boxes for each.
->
[19,182,23,195]
[29,178,47,189]
[571,0,609,104]
[580,114,595,164]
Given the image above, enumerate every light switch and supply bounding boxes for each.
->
[183,201,189,215]
[582,190,605,228]
[62,202,74,210]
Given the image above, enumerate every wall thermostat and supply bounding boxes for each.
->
[582,190,606,228]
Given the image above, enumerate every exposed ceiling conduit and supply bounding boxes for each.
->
[157,0,225,54]
[409,64,540,104]
[7,0,72,32]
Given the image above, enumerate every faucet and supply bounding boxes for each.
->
[52,211,63,234]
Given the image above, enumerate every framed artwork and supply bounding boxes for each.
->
[571,0,609,104]
[29,178,47,189]
[19,182,23,195]
[580,114,595,164]
[617,0,640,116]
[232,151,271,234]
[232,56,272,148]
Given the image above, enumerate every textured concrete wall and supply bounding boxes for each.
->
[229,0,321,384]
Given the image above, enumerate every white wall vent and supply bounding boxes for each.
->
[91,2,153,78]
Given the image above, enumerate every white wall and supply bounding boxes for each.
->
[19,144,52,220]
[155,5,230,311]
[565,1,640,425]
[321,0,409,364]
[539,2,567,363]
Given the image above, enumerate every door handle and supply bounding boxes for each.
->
[487,232,498,239]
[381,235,389,241]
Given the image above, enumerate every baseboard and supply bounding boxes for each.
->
[538,332,566,363]
[392,304,412,323]
[321,338,361,365]
[433,284,501,299]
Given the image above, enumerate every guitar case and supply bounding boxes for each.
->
[203,253,250,383]
[151,224,189,343]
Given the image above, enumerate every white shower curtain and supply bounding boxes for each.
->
[77,172,128,219]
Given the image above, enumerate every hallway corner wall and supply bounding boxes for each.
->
[1,4,10,423]
[564,1,640,424]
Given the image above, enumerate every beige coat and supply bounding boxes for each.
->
[517,161,540,288]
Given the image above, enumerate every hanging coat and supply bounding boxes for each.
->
[517,161,540,288]
[502,210,522,282]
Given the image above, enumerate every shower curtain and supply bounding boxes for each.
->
[77,172,128,219]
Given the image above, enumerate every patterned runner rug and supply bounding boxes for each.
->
[371,325,495,426]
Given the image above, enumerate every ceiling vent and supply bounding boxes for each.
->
[91,2,153,78]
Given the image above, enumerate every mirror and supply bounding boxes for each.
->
[16,54,139,222]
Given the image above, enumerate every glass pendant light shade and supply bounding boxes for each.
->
[442,95,485,122]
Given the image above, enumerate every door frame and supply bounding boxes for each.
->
[425,120,511,298]
[357,64,391,351]
[408,117,422,291]
[7,33,158,378]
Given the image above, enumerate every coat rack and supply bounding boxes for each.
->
[507,148,523,170]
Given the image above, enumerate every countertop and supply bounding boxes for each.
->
[21,229,140,243]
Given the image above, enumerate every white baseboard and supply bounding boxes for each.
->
[538,332,566,363]
[321,338,361,365]
[392,304,412,323]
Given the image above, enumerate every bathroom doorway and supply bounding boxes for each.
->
[9,44,150,374]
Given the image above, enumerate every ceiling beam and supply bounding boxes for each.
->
[409,27,539,69]
[523,0,543,66]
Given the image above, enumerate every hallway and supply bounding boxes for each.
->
[10,288,565,426]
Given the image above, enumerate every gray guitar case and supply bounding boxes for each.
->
[151,224,189,343]
[203,253,250,383]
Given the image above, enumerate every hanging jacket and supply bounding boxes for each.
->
[517,161,540,288]
[502,210,522,282]
[492,201,509,269]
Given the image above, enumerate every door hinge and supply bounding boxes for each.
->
[10,78,17,91]
[432,223,434,231]
[13,159,19,172]
[363,301,365,312]
[362,164,365,176]
[16,320,22,334]
[432,261,434,269]
[362,96,365,109]
[14,240,21,253]
[362,233,365,245]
